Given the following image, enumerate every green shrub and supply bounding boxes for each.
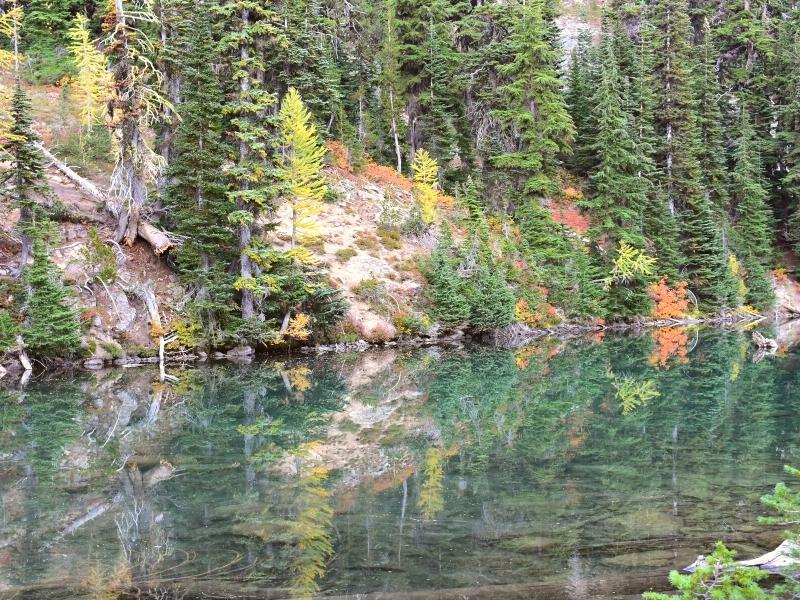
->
[54,128,114,172]
[376,225,403,250]
[80,227,118,283]
[335,247,357,262]
[643,542,770,600]
[24,47,76,85]
[0,310,19,353]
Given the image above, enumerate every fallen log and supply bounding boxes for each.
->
[34,141,105,203]
[36,142,177,255]
[138,220,175,254]
[686,539,800,575]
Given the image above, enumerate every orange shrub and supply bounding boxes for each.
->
[514,297,559,328]
[649,326,689,369]
[326,140,351,171]
[648,277,690,319]
[774,267,789,283]
[549,201,590,233]
[363,161,413,190]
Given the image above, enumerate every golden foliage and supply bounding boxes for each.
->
[290,465,334,600]
[279,87,327,258]
[417,447,444,521]
[286,312,312,341]
[603,242,656,289]
[68,14,112,130]
[610,370,661,415]
[411,149,439,225]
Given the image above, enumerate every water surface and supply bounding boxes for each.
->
[1,328,799,599]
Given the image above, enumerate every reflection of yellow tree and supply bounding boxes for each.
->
[291,465,334,600]
[417,447,444,521]
[609,370,660,415]
[80,557,132,600]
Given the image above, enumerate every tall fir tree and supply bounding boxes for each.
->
[585,31,647,248]
[731,112,776,308]
[163,7,237,345]
[220,0,283,321]
[492,0,574,199]
[1,83,50,271]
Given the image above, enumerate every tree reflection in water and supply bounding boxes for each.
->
[1,328,800,598]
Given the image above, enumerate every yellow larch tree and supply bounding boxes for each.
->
[411,149,439,225]
[0,2,24,153]
[67,14,112,132]
[278,87,328,264]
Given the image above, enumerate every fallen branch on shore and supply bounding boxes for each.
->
[35,142,176,255]
[686,540,800,575]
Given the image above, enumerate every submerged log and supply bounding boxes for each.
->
[685,540,800,575]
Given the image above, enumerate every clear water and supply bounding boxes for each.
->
[1,328,800,599]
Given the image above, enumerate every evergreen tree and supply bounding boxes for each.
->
[731,113,776,308]
[23,237,82,358]
[1,83,50,271]
[492,0,574,198]
[732,113,775,263]
[566,29,598,175]
[220,0,283,321]
[427,225,470,327]
[651,0,731,306]
[466,259,516,329]
[585,32,647,248]
[164,8,237,345]
[695,19,732,217]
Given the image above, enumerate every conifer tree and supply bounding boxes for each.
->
[466,259,516,329]
[427,224,470,327]
[220,0,283,320]
[1,83,50,271]
[278,87,328,261]
[412,149,439,225]
[164,8,237,345]
[492,0,574,198]
[23,237,82,358]
[695,19,731,217]
[586,34,647,248]
[566,29,597,175]
[731,113,775,308]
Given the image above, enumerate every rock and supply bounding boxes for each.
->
[753,331,778,351]
[227,345,255,357]
[83,358,105,370]
[774,275,800,317]
[0,364,6,379]
[111,290,136,332]
[61,261,86,285]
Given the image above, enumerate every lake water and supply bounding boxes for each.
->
[1,328,799,599]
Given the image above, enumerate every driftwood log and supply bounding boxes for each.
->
[35,142,175,254]
[686,540,800,575]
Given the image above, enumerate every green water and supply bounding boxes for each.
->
[1,328,800,599]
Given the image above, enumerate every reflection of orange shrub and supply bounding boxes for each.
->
[648,277,690,319]
[363,161,413,190]
[649,326,689,369]
[327,141,351,171]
